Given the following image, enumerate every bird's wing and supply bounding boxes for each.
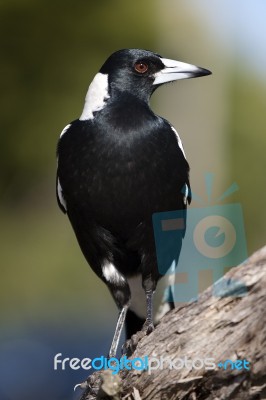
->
[184,179,192,205]
[56,172,67,214]
[158,120,190,199]
[56,124,73,214]
[168,123,191,206]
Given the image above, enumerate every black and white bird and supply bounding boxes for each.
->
[56,49,211,358]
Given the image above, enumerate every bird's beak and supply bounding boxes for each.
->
[153,58,212,85]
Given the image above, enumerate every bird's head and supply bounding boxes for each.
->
[80,49,211,120]
[100,48,211,101]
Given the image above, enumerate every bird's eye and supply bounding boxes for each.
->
[134,62,149,74]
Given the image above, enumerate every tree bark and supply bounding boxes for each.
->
[79,246,266,400]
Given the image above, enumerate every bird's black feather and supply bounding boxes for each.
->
[56,49,211,357]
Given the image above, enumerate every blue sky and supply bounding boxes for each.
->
[187,0,266,77]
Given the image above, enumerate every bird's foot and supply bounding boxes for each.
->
[141,320,154,335]
[73,372,102,399]
[74,370,122,400]
[122,330,146,357]
[122,321,154,357]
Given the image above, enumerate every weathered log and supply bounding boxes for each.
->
[79,246,266,400]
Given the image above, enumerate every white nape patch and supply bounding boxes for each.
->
[60,124,71,138]
[127,274,146,319]
[80,73,110,121]
[102,262,126,285]
[57,178,67,211]
[171,126,186,159]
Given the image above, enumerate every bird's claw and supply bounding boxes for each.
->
[73,372,102,397]
[122,330,146,356]
[73,380,90,392]
[122,322,154,356]
[142,321,154,334]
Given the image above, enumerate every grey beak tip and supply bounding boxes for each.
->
[198,67,212,77]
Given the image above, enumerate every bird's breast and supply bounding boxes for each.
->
[58,119,188,233]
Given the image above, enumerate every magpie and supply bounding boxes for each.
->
[56,49,211,358]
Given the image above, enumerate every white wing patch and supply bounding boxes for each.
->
[171,126,186,159]
[60,123,71,138]
[183,183,189,205]
[102,262,126,286]
[80,73,110,121]
[57,177,67,211]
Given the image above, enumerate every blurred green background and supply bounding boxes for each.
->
[1,1,266,399]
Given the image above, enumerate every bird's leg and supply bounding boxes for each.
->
[101,261,131,358]
[142,289,155,333]
[108,305,128,359]
[122,289,155,357]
